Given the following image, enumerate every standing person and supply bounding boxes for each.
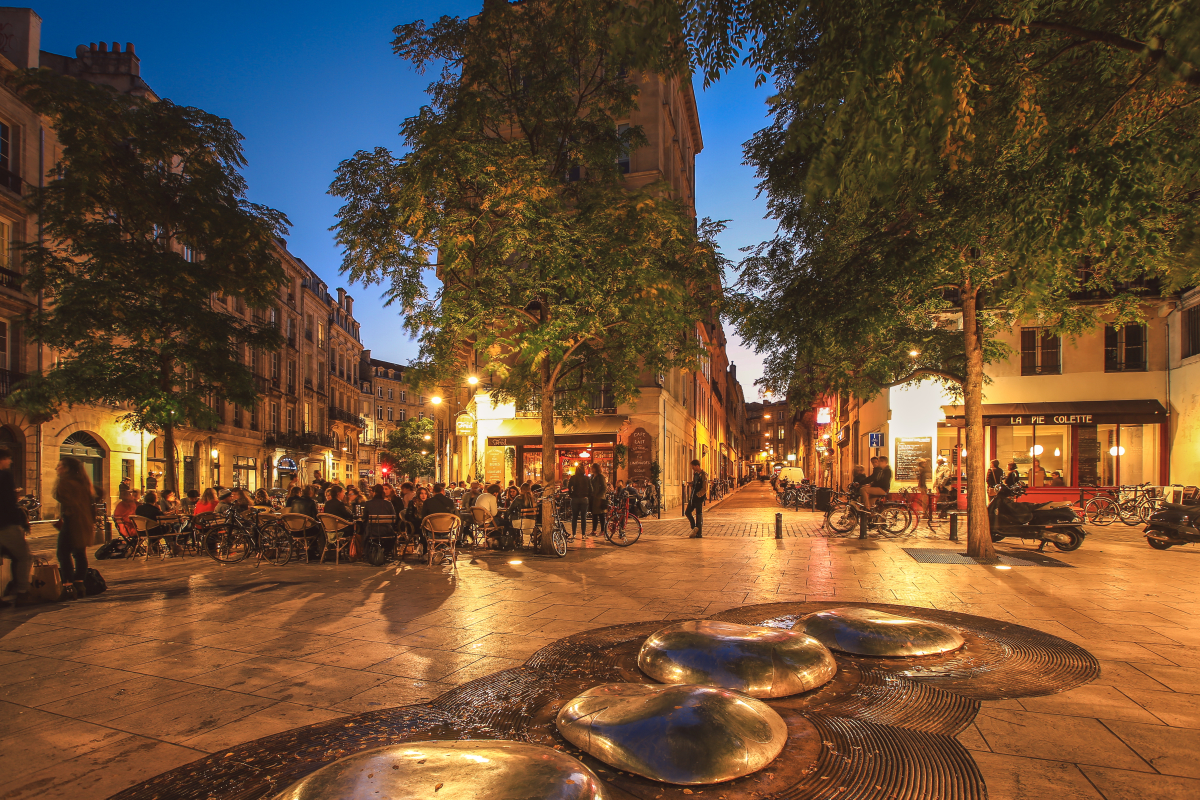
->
[588,463,607,536]
[686,459,707,538]
[0,447,33,607]
[933,456,952,518]
[54,457,96,599]
[1005,461,1022,488]
[915,458,931,524]
[145,471,158,491]
[567,465,590,539]
[986,460,1005,496]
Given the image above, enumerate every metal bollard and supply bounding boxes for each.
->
[949,513,960,543]
[859,511,868,540]
[775,512,783,539]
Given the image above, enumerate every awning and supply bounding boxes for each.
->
[486,415,627,447]
[939,400,1166,427]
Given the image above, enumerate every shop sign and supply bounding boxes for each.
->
[485,447,505,483]
[1008,414,1093,425]
[628,427,653,482]
[277,457,297,472]
[487,437,507,447]
[455,412,477,436]
[816,407,832,424]
[837,426,849,445]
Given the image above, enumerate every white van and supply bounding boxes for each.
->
[775,466,806,484]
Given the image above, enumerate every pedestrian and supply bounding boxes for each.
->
[567,465,590,538]
[588,463,607,536]
[0,447,33,608]
[54,456,96,599]
[145,471,158,491]
[986,459,1005,496]
[915,458,930,523]
[1005,461,1021,488]
[686,459,707,538]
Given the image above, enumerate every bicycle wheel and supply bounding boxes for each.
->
[880,505,912,535]
[551,528,568,557]
[260,525,293,566]
[825,502,858,533]
[608,514,641,546]
[204,527,250,563]
[1084,497,1119,525]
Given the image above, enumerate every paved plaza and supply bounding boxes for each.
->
[0,481,1198,799]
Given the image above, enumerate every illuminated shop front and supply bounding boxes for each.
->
[940,401,1167,495]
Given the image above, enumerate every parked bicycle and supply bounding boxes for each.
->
[824,491,912,535]
[603,492,642,547]
[201,506,293,565]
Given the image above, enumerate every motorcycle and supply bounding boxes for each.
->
[988,483,1087,551]
[17,493,40,521]
[1143,503,1200,550]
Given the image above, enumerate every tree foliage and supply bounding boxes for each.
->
[379,416,436,481]
[685,0,1200,556]
[12,69,288,492]
[331,0,723,498]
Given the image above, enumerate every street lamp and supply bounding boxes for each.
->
[467,376,479,385]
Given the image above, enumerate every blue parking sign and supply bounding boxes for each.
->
[869,432,884,448]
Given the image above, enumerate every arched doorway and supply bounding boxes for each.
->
[0,425,24,489]
[60,432,106,495]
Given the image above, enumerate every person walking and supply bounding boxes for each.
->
[567,465,590,539]
[986,460,1005,496]
[0,447,33,607]
[686,459,707,538]
[915,457,931,525]
[588,463,607,536]
[54,457,96,599]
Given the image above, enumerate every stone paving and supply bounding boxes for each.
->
[0,480,1197,799]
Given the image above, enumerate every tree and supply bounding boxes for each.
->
[331,0,722,500]
[379,416,437,481]
[12,69,288,494]
[685,0,1200,557]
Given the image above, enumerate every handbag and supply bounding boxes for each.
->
[29,557,63,603]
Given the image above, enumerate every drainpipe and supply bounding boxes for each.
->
[35,127,44,503]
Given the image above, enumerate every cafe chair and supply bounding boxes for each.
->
[128,515,164,560]
[317,513,355,565]
[364,513,398,565]
[469,506,501,547]
[279,513,322,563]
[510,508,537,550]
[421,513,461,567]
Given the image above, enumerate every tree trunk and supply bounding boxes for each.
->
[163,421,178,496]
[538,360,558,555]
[962,279,996,560]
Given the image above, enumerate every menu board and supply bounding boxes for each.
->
[628,427,653,482]
[895,436,933,482]
[1077,425,1100,486]
[485,447,505,484]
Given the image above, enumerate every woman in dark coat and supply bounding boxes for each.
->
[588,463,607,535]
[54,457,96,598]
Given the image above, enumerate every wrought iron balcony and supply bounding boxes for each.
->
[328,406,367,428]
[0,167,22,195]
[263,429,334,450]
[0,368,26,398]
[0,266,22,292]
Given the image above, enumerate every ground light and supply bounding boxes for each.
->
[508,560,523,565]
[994,565,1012,570]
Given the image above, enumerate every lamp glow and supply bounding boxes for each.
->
[210,449,219,459]
[1109,446,1126,456]
[1054,448,1061,457]
[467,376,479,385]
[909,349,919,356]
[423,434,431,441]
[1030,445,1044,456]
[430,396,443,405]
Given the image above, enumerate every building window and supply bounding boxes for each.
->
[0,220,11,270]
[419,395,426,406]
[1105,324,1147,372]
[270,402,280,432]
[250,403,258,430]
[419,412,424,421]
[286,407,295,433]
[317,322,325,347]
[616,123,630,174]
[1020,328,1061,375]
[399,409,406,421]
[376,407,383,420]
[387,407,393,421]
[0,122,10,175]
[377,386,383,398]
[1184,306,1200,359]
[271,352,280,380]
[387,387,393,400]
[305,402,312,430]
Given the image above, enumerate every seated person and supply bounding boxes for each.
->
[324,485,352,520]
[113,489,139,523]
[135,492,175,552]
[1049,471,1066,487]
[253,488,271,508]
[215,489,235,516]
[158,490,182,515]
[423,483,458,517]
[193,488,218,515]
[860,456,892,511]
[474,485,500,518]
[290,486,319,519]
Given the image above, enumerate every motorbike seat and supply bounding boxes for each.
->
[1034,501,1070,511]
[1162,502,1200,520]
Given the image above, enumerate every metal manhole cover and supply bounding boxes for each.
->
[902,548,1074,567]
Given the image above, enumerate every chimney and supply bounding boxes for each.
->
[0,8,41,69]
[336,287,346,308]
[344,294,354,316]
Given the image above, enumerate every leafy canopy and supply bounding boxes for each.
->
[331,0,722,421]
[12,69,287,439]
[379,416,437,480]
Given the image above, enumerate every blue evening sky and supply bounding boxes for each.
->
[36,1,776,397]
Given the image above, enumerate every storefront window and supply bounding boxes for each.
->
[1093,423,1158,486]
[997,425,1071,487]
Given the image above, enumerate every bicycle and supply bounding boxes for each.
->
[603,493,642,547]
[525,495,568,557]
[201,507,292,565]
[824,491,911,535]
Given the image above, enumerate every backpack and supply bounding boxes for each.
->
[82,568,108,596]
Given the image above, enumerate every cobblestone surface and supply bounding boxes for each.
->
[0,479,1196,800]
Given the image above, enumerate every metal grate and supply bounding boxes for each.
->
[902,548,1074,567]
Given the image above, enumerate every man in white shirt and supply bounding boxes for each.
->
[474,484,500,518]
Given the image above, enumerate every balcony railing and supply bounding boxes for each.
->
[287,334,297,349]
[316,380,326,395]
[305,329,313,342]
[263,430,334,450]
[0,266,21,292]
[304,377,313,389]
[0,368,26,398]
[286,383,296,396]
[328,406,367,428]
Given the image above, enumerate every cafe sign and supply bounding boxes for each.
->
[455,412,477,436]
[1008,414,1092,425]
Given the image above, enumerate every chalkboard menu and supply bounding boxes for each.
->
[485,447,505,484]
[1077,425,1100,485]
[895,436,933,482]
[628,427,653,482]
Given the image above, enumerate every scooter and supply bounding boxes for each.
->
[988,483,1087,551]
[1143,503,1200,550]
[17,493,39,521]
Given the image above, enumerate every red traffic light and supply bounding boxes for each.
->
[380,466,389,474]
